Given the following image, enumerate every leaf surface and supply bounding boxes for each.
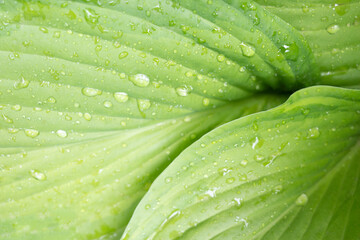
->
[122,86,360,240]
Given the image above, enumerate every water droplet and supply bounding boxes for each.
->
[226,177,235,184]
[295,193,308,206]
[103,101,113,108]
[129,74,150,87]
[119,51,128,59]
[25,129,39,138]
[84,8,99,25]
[11,105,22,111]
[274,185,283,194]
[2,113,13,123]
[175,85,193,97]
[217,54,225,62]
[301,108,310,115]
[202,98,210,106]
[8,128,19,134]
[251,137,264,149]
[81,87,102,97]
[279,43,299,61]
[240,159,248,167]
[14,76,30,89]
[84,113,92,121]
[56,130,67,138]
[307,127,320,139]
[254,154,265,162]
[30,169,47,181]
[240,43,255,57]
[165,177,173,184]
[114,92,129,103]
[47,97,56,103]
[39,26,48,33]
[326,24,340,34]
[137,99,151,111]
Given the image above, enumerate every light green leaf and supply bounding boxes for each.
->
[122,86,360,240]
[255,0,360,88]
[0,1,289,239]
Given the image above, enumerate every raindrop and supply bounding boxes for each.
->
[202,98,210,106]
[14,76,30,89]
[307,127,320,139]
[2,113,13,123]
[130,74,150,87]
[295,193,308,206]
[176,85,193,97]
[165,177,173,184]
[217,54,225,62]
[137,99,151,111]
[11,105,22,111]
[326,24,340,34]
[240,43,255,57]
[103,101,113,108]
[81,87,102,97]
[25,129,39,138]
[30,169,47,181]
[84,8,99,25]
[114,92,129,103]
[56,130,68,138]
[119,51,128,59]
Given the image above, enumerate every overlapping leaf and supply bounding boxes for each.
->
[122,86,360,240]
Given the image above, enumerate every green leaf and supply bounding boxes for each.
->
[121,86,360,240]
[0,1,289,239]
[255,0,360,88]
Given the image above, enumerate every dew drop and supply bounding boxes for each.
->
[279,43,299,61]
[84,8,99,25]
[165,177,173,184]
[137,99,151,111]
[175,85,193,97]
[25,129,39,138]
[47,97,56,103]
[30,169,47,181]
[56,130,68,138]
[240,43,255,57]
[217,54,225,62]
[326,24,340,34]
[11,105,22,111]
[8,128,19,134]
[240,159,248,167]
[103,101,113,108]
[226,177,235,184]
[2,113,13,123]
[307,127,320,139]
[114,92,129,103]
[118,51,128,59]
[202,98,210,106]
[81,87,102,97]
[84,113,92,121]
[254,154,265,162]
[130,74,150,87]
[295,193,308,206]
[14,76,30,89]
[251,136,264,149]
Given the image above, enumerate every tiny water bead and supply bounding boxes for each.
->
[175,85,193,97]
[217,54,225,62]
[84,8,99,25]
[84,113,92,121]
[326,24,340,34]
[24,129,39,138]
[103,101,113,108]
[240,42,255,57]
[118,51,128,59]
[164,177,173,184]
[29,169,47,181]
[56,130,68,138]
[114,92,129,103]
[82,87,102,97]
[296,193,308,206]
[11,105,22,111]
[129,74,150,87]
[14,76,30,89]
[2,113,13,123]
[137,99,151,111]
[307,127,320,139]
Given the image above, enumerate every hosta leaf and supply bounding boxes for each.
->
[0,0,289,239]
[255,0,360,88]
[122,86,360,240]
